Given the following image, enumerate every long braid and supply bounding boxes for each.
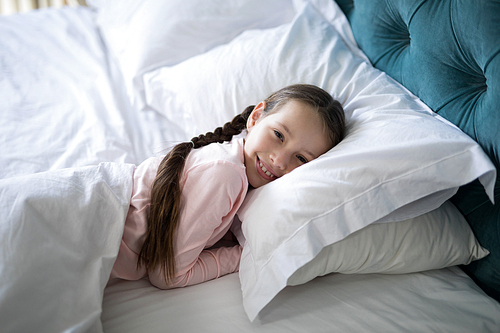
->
[191,105,253,148]
[137,106,253,284]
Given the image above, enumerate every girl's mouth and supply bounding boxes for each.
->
[256,157,277,181]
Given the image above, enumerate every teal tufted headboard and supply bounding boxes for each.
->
[334,0,500,302]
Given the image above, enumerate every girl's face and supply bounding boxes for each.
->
[244,100,331,189]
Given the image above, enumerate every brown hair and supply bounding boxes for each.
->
[137,84,345,284]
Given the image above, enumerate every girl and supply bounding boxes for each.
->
[110,84,345,289]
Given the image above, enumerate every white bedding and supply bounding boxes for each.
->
[0,6,187,180]
[0,163,134,332]
[1,3,500,333]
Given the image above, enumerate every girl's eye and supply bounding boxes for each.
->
[274,130,284,142]
[297,155,308,164]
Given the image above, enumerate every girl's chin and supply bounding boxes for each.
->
[248,177,265,189]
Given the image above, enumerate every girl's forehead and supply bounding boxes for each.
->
[268,100,318,124]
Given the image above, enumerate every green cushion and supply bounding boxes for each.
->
[335,0,500,302]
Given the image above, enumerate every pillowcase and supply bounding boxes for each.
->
[88,0,296,110]
[285,201,489,285]
[142,1,496,321]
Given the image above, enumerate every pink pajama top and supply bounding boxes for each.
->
[110,138,247,289]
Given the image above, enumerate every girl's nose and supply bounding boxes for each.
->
[270,150,291,173]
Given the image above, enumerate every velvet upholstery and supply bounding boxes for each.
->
[334,0,499,302]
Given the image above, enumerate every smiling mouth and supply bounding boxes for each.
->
[259,162,275,178]
[257,158,277,180]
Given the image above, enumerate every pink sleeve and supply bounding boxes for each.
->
[148,161,247,289]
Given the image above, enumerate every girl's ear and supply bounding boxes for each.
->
[247,101,266,130]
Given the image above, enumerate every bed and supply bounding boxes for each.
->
[0,0,499,332]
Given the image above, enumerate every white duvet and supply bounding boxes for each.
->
[0,163,134,332]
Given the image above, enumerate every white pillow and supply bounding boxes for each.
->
[142,1,496,321]
[285,201,489,285]
[88,0,296,110]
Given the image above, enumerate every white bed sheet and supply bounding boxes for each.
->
[102,267,500,333]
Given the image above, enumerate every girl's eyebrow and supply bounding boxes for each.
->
[276,121,317,160]
[276,121,292,138]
